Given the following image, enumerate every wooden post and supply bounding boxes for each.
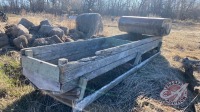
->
[157,42,163,52]
[25,50,33,57]
[58,58,68,66]
[77,76,88,101]
[133,52,142,66]
[72,101,80,112]
[58,58,68,75]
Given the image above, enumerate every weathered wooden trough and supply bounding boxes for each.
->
[21,16,172,112]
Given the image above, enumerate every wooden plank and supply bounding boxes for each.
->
[61,79,79,93]
[58,58,68,65]
[47,47,105,64]
[50,88,81,101]
[133,52,142,66]
[63,88,81,96]
[31,38,106,60]
[21,56,60,91]
[34,37,131,62]
[77,77,88,101]
[31,37,106,55]
[112,33,151,41]
[62,53,140,91]
[63,37,160,72]
[35,43,109,62]
[47,38,132,64]
[61,39,161,83]
[45,91,74,107]
[23,68,60,91]
[85,52,137,81]
[25,50,33,57]
[22,56,60,81]
[57,58,79,93]
[95,37,161,56]
[84,49,151,81]
[106,38,133,46]
[73,52,160,111]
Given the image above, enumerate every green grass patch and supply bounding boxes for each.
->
[0,56,34,110]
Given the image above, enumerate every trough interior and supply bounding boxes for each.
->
[30,34,151,65]
[47,38,131,64]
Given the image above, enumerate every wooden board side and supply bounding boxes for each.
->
[61,39,161,83]
[63,37,160,72]
[23,69,60,91]
[21,56,60,91]
[32,37,131,63]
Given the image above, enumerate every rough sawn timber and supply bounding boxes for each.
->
[28,37,131,63]
[61,37,162,84]
[21,56,60,91]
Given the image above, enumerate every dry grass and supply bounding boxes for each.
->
[7,13,76,30]
[0,13,199,112]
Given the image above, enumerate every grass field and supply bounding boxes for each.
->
[0,14,200,112]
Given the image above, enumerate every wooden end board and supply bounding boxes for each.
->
[21,56,60,91]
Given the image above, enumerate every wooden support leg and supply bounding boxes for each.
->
[157,42,163,52]
[73,52,160,112]
[24,49,33,57]
[72,76,88,112]
[77,76,88,101]
[133,52,142,66]
[72,101,81,112]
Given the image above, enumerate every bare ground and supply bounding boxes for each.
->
[0,14,200,112]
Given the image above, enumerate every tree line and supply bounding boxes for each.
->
[0,0,200,20]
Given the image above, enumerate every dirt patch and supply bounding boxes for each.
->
[0,88,7,98]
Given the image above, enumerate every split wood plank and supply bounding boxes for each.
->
[45,91,74,107]
[31,37,131,62]
[23,68,60,92]
[63,37,161,72]
[61,39,161,83]
[22,56,60,81]
[21,56,60,91]
[95,37,161,56]
[84,43,157,81]
[133,52,142,66]
[77,77,88,101]
[61,80,79,93]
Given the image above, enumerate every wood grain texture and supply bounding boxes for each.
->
[63,37,160,72]
[23,68,60,91]
[84,41,159,81]
[31,37,131,63]
[61,39,161,83]
[21,56,60,91]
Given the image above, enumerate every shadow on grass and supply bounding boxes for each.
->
[3,55,198,112]
[3,90,71,112]
[85,55,197,112]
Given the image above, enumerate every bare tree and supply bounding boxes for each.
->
[1,0,200,20]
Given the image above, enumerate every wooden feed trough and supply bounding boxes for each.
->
[21,16,172,112]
